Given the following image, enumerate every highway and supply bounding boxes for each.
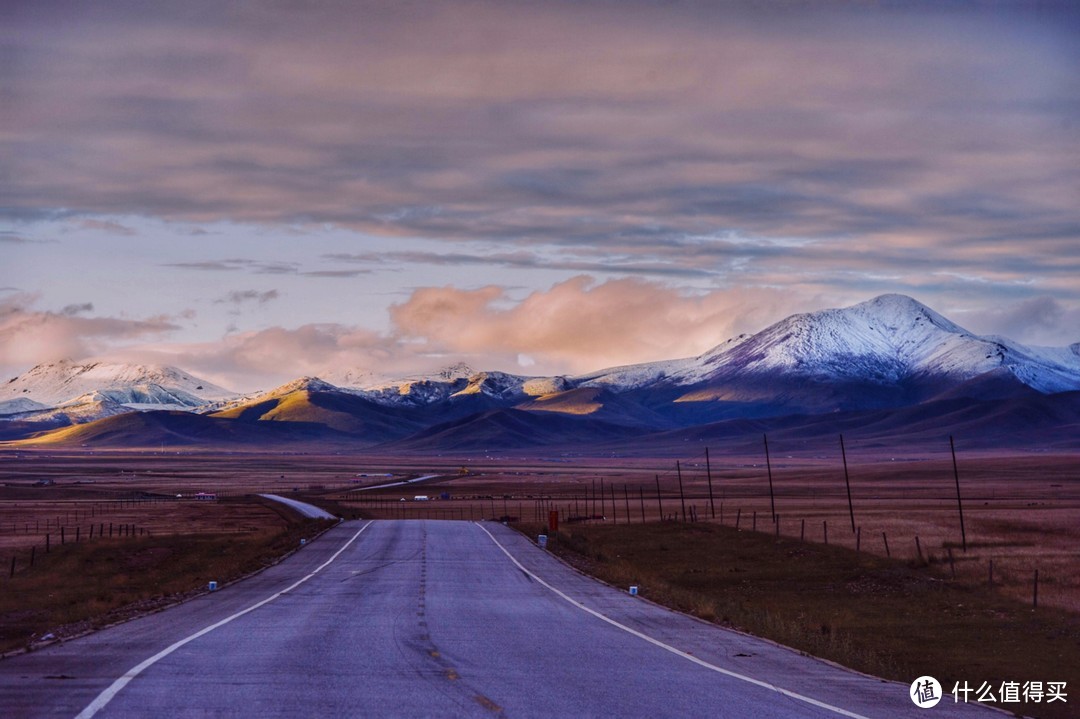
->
[0,520,1000,718]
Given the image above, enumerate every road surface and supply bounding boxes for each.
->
[257,494,337,520]
[0,521,1000,718]
[350,474,441,492]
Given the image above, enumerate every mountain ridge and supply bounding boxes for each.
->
[3,294,1079,452]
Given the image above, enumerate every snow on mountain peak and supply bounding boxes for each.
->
[3,360,234,409]
[683,294,1080,394]
[267,376,340,396]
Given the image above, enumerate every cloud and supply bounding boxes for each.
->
[0,294,181,373]
[164,260,244,272]
[77,219,137,236]
[214,289,280,306]
[388,276,806,374]
[60,302,95,316]
[0,231,52,244]
[32,274,1077,393]
[140,323,423,392]
[61,276,810,391]
[299,269,371,278]
[324,249,713,278]
[163,259,300,274]
[3,1,1077,281]
[961,296,1080,346]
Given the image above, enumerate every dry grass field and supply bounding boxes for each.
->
[5,447,1071,610]
[321,451,1080,614]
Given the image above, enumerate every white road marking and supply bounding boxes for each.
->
[476,523,872,719]
[75,521,373,719]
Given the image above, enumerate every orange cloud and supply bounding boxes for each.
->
[390,276,809,374]
[0,294,179,372]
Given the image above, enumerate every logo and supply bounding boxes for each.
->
[911,676,943,708]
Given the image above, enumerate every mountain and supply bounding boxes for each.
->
[2,361,235,410]
[0,398,48,416]
[358,369,568,409]
[597,391,1080,457]
[0,393,131,424]
[322,361,476,393]
[209,377,424,444]
[342,295,1080,423]
[3,294,1078,453]
[11,410,352,449]
[384,407,649,452]
[683,294,1080,393]
[575,294,1080,417]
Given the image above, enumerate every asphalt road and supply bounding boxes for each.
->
[350,474,441,492]
[257,494,337,519]
[0,520,1001,718]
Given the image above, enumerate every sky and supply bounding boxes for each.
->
[2,0,1079,392]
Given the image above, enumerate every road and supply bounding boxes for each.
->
[0,521,1000,718]
[257,494,337,519]
[350,474,441,492]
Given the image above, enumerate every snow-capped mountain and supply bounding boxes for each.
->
[693,294,1079,391]
[209,376,341,413]
[0,397,48,416]
[2,360,235,410]
[577,294,1080,399]
[355,367,570,408]
[1,394,132,425]
[295,295,1080,417]
[3,295,1078,449]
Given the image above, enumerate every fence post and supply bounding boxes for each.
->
[840,434,856,533]
[655,475,663,521]
[676,462,687,522]
[950,436,967,552]
[882,531,890,558]
[705,447,716,519]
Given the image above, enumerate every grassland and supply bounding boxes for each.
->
[0,494,333,655]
